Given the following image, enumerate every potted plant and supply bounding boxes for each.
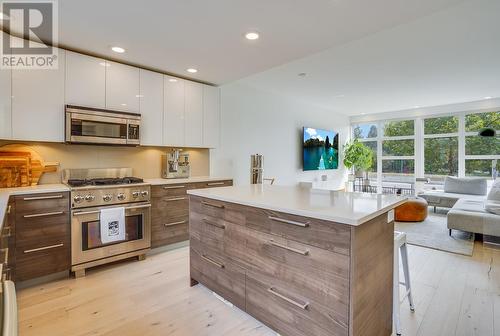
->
[343,139,373,187]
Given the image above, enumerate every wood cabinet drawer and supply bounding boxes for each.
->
[15,236,70,281]
[151,215,189,248]
[189,196,245,227]
[190,246,245,310]
[14,192,69,216]
[234,226,349,330]
[244,206,351,256]
[246,271,348,336]
[192,180,233,189]
[152,196,189,217]
[15,211,70,244]
[151,184,188,198]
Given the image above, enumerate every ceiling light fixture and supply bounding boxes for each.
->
[298,72,307,77]
[135,94,144,98]
[121,103,127,106]
[414,105,420,109]
[186,68,198,73]
[483,96,493,100]
[111,46,125,53]
[245,32,260,40]
[168,78,178,82]
[99,62,110,67]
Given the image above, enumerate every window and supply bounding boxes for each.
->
[465,111,500,132]
[353,123,377,139]
[465,136,499,155]
[382,159,415,180]
[384,120,414,136]
[423,116,459,180]
[424,137,458,177]
[382,140,414,156]
[424,116,458,134]
[465,159,499,177]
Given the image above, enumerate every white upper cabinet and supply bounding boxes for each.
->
[163,76,185,146]
[0,33,11,139]
[203,85,220,148]
[139,69,164,146]
[65,51,106,108]
[184,81,203,147]
[11,47,66,142]
[105,61,140,112]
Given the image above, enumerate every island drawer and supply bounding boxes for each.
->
[244,206,351,256]
[192,180,233,189]
[189,196,245,227]
[238,227,350,322]
[246,271,348,336]
[14,192,69,217]
[190,246,246,310]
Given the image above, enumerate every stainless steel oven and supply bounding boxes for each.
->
[71,202,151,268]
[65,105,141,145]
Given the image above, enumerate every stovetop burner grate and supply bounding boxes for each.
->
[67,176,144,187]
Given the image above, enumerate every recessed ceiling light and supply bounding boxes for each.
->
[298,72,307,77]
[99,62,110,67]
[168,78,178,82]
[414,105,420,109]
[111,46,125,53]
[135,94,144,98]
[245,32,260,40]
[121,103,127,106]
[186,68,198,73]
[483,96,493,99]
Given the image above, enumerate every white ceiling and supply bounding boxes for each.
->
[28,0,466,84]
[240,0,500,115]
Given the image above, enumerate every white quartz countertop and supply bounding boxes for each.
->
[187,184,407,226]
[0,184,70,229]
[144,176,233,186]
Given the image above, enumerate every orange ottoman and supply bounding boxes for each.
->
[395,197,428,222]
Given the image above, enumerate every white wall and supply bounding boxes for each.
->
[210,82,350,187]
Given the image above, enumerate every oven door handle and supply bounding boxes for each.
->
[73,204,151,216]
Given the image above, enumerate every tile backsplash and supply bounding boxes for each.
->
[0,141,210,184]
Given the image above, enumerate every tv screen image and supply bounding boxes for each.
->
[303,127,339,171]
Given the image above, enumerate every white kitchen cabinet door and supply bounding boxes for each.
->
[11,48,66,142]
[203,85,220,148]
[0,33,11,139]
[163,76,185,146]
[139,69,164,146]
[65,51,106,108]
[184,81,203,147]
[105,61,140,112]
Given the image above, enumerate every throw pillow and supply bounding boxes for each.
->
[485,200,500,215]
[487,180,500,201]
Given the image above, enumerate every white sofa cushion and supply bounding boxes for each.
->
[487,180,500,202]
[485,201,500,215]
[444,176,488,195]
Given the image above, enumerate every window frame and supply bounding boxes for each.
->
[351,108,500,191]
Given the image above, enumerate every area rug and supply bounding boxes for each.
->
[395,209,475,256]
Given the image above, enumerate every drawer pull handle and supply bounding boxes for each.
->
[73,204,151,216]
[24,243,64,254]
[203,217,225,230]
[23,211,64,218]
[6,205,11,214]
[201,254,224,269]
[267,287,309,310]
[163,185,186,189]
[207,182,225,186]
[269,240,309,256]
[166,197,187,202]
[164,220,187,227]
[268,216,309,228]
[201,201,225,209]
[1,227,12,238]
[23,194,64,201]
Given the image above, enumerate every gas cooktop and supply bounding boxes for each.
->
[67,177,144,187]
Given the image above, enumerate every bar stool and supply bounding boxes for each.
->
[394,231,415,336]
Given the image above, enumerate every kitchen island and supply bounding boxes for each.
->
[187,185,407,336]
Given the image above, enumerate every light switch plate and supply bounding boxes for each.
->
[387,210,394,223]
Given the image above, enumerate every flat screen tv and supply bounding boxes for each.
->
[303,127,339,171]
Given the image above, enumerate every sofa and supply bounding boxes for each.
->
[420,176,488,211]
[445,179,500,237]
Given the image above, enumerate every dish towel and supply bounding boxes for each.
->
[100,207,126,244]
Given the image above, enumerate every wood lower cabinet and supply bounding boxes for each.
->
[151,180,233,248]
[13,192,71,281]
[189,195,394,336]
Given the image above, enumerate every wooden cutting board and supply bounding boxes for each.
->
[0,144,59,187]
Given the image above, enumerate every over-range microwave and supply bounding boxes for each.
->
[65,105,141,146]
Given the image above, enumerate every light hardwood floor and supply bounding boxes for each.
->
[18,242,500,336]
